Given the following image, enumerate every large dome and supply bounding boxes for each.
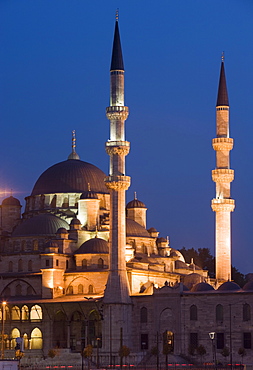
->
[31,159,108,196]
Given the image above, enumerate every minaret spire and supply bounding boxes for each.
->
[68,130,80,160]
[211,57,235,281]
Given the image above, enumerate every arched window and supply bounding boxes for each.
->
[216,304,223,321]
[140,307,148,323]
[30,328,43,349]
[27,286,33,296]
[78,284,83,294]
[16,284,22,296]
[53,311,67,348]
[23,333,29,350]
[67,286,73,295]
[11,328,20,349]
[22,305,29,321]
[21,241,26,251]
[33,240,38,251]
[98,258,104,269]
[18,259,23,272]
[243,303,251,321]
[88,285,94,294]
[82,259,87,269]
[190,305,198,321]
[12,306,21,321]
[28,260,32,272]
[8,261,13,272]
[66,260,69,270]
[30,305,42,321]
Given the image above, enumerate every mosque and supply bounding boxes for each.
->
[0,17,253,367]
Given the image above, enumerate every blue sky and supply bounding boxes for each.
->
[0,0,253,274]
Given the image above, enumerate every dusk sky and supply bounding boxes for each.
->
[1,1,253,274]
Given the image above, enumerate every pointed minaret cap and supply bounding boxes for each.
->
[110,11,124,71]
[68,130,80,160]
[216,53,229,107]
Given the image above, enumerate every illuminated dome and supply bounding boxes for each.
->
[75,237,109,254]
[126,218,150,238]
[31,159,108,196]
[191,282,215,292]
[126,199,146,209]
[217,281,241,292]
[2,196,21,207]
[12,213,69,237]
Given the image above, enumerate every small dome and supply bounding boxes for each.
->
[175,260,189,269]
[191,282,215,292]
[12,214,69,237]
[157,237,167,243]
[56,227,68,234]
[70,218,81,225]
[126,199,146,209]
[2,196,21,207]
[169,248,185,262]
[75,237,109,254]
[184,273,203,285]
[45,240,59,248]
[126,218,150,238]
[243,281,253,291]
[218,281,241,292]
[148,227,157,232]
[80,191,98,200]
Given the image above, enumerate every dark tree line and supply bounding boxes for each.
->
[179,247,246,287]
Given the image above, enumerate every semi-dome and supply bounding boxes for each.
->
[126,218,150,238]
[126,199,146,209]
[75,237,109,254]
[217,281,241,292]
[243,281,253,291]
[12,213,69,237]
[191,282,215,292]
[31,159,108,196]
[2,196,21,207]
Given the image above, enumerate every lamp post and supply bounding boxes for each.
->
[1,301,7,360]
[209,332,217,370]
[96,337,101,368]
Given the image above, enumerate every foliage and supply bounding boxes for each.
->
[238,347,246,358]
[48,349,57,358]
[163,343,172,355]
[188,344,195,356]
[221,347,229,358]
[179,247,246,286]
[196,344,206,357]
[119,345,130,358]
[83,344,93,358]
[151,346,159,356]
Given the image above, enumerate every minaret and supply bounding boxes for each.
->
[104,14,131,303]
[102,15,132,356]
[211,55,235,281]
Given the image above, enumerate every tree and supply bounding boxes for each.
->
[83,344,93,370]
[238,347,246,364]
[163,343,172,370]
[196,344,206,363]
[119,345,130,369]
[221,347,229,362]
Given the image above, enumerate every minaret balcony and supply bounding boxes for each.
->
[104,175,131,191]
[211,198,235,212]
[212,137,233,151]
[212,169,234,183]
[106,106,129,121]
[106,141,130,156]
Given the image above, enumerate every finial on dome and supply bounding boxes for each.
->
[134,191,137,200]
[88,183,91,192]
[68,130,80,160]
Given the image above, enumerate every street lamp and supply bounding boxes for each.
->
[96,337,101,368]
[1,301,7,360]
[209,332,217,370]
